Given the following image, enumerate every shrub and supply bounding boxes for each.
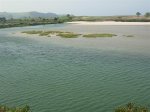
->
[115,103,148,112]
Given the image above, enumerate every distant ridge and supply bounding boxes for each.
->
[0,11,58,19]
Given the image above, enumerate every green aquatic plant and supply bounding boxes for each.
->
[57,33,80,38]
[42,31,64,34]
[22,30,43,34]
[83,33,117,38]
[39,31,50,36]
[22,30,118,38]
[22,30,80,38]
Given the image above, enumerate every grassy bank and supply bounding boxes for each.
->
[72,16,150,22]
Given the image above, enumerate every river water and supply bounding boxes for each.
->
[0,23,150,112]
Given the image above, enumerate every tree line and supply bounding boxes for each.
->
[136,12,150,17]
[0,14,73,28]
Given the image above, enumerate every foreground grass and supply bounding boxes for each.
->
[0,103,149,112]
[115,103,148,112]
[0,105,30,112]
[83,33,117,38]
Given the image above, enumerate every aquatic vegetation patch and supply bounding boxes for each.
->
[83,33,117,38]
[22,30,118,38]
[39,31,51,36]
[57,33,81,38]
[22,30,80,38]
[22,30,43,34]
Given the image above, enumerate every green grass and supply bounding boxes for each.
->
[22,30,43,34]
[22,31,119,38]
[39,31,51,36]
[57,33,80,38]
[22,30,80,38]
[83,33,117,38]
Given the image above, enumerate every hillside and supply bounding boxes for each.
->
[0,11,58,19]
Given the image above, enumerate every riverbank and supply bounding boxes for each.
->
[1,20,150,29]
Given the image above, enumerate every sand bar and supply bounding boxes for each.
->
[67,21,150,25]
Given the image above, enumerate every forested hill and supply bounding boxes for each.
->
[0,11,58,19]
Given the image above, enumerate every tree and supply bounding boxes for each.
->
[145,12,150,17]
[0,17,6,22]
[66,14,73,21]
[54,17,58,21]
[136,12,141,17]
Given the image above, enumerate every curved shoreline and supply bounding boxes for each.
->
[67,21,150,25]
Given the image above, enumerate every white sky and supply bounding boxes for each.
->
[0,0,150,16]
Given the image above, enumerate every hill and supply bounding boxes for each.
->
[0,11,58,19]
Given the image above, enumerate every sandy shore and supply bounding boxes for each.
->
[67,21,150,25]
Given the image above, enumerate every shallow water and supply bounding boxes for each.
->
[0,24,150,112]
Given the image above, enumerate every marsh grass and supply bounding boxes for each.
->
[83,33,117,38]
[57,33,81,38]
[39,32,50,36]
[22,30,118,38]
[22,30,43,34]
[22,30,81,38]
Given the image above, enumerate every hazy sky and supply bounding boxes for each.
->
[0,0,150,16]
